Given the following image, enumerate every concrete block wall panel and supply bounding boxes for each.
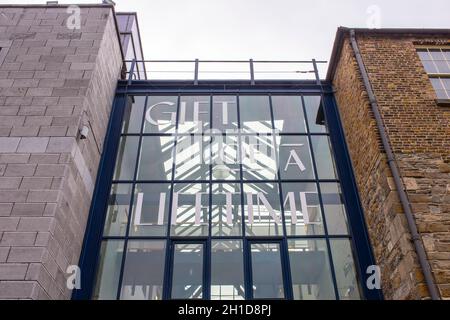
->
[0,5,122,299]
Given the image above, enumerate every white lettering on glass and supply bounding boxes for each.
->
[133,192,166,227]
[145,101,176,126]
[283,192,320,225]
[246,192,281,225]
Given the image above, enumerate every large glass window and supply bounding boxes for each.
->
[171,243,204,299]
[250,243,285,299]
[417,47,450,99]
[92,94,364,300]
[211,240,245,299]
[120,240,166,300]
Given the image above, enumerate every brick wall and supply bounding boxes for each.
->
[332,32,450,299]
[0,5,122,299]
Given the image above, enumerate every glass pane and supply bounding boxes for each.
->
[422,61,438,73]
[303,95,326,133]
[93,240,124,300]
[178,96,210,133]
[130,183,170,236]
[442,78,450,90]
[429,49,444,60]
[277,135,315,180]
[434,60,450,73]
[288,239,335,300]
[211,135,240,180]
[122,96,145,133]
[242,134,277,180]
[416,49,430,61]
[243,183,283,236]
[211,183,242,236]
[211,240,245,300]
[137,136,175,180]
[282,182,324,236]
[212,96,238,132]
[143,96,178,134]
[321,183,350,235]
[251,243,284,298]
[430,78,444,90]
[174,135,210,180]
[171,183,209,236]
[172,243,203,299]
[272,95,307,133]
[113,136,139,180]
[120,240,166,300]
[103,184,131,236]
[436,89,448,99]
[443,50,450,61]
[239,96,273,133]
[330,239,362,300]
[311,136,338,179]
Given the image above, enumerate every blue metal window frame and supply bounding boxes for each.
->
[72,80,383,300]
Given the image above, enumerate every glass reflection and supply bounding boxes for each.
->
[239,96,272,133]
[211,240,245,300]
[212,96,238,131]
[288,239,335,300]
[174,135,210,180]
[251,243,285,298]
[282,182,324,236]
[242,134,277,180]
[211,135,240,181]
[272,95,307,133]
[171,243,204,299]
[103,184,131,236]
[93,240,124,300]
[130,183,170,236]
[137,136,175,181]
[243,183,283,236]
[143,96,178,134]
[330,239,362,300]
[171,183,209,237]
[303,95,326,133]
[120,240,166,300]
[320,183,350,235]
[277,135,315,180]
[122,96,145,133]
[311,136,338,179]
[178,96,210,133]
[113,136,139,181]
[211,183,242,236]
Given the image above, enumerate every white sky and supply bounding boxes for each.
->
[2,0,450,76]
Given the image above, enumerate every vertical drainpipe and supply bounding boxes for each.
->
[348,29,440,300]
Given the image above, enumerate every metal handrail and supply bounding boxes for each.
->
[125,59,327,84]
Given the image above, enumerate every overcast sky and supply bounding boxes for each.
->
[2,0,450,76]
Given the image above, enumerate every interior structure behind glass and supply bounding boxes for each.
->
[92,93,363,300]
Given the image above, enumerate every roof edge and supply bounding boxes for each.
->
[0,4,114,8]
[326,27,450,81]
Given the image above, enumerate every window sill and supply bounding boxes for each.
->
[435,99,450,107]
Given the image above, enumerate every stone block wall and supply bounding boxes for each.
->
[0,5,122,299]
[332,32,450,299]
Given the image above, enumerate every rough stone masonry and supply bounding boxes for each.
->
[332,30,450,299]
[0,4,122,299]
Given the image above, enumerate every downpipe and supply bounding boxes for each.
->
[348,29,440,300]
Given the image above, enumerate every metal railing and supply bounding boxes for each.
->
[124,59,327,85]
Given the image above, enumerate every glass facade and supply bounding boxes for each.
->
[117,13,146,80]
[90,93,364,300]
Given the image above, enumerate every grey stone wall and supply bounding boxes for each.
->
[0,5,122,299]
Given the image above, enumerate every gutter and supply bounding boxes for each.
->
[348,29,440,300]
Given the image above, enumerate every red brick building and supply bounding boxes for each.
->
[329,27,450,299]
